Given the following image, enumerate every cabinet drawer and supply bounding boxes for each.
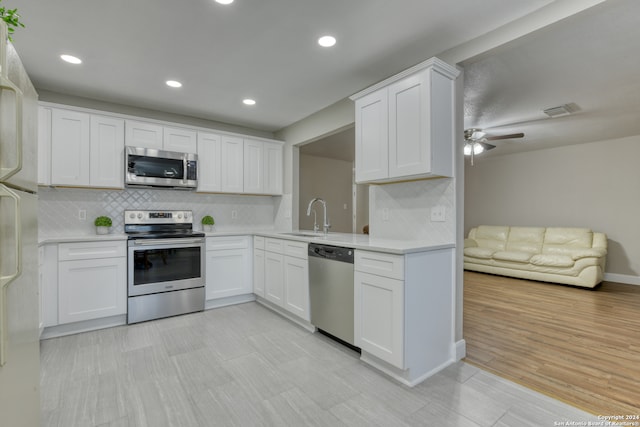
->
[283,240,308,259]
[58,240,126,261]
[254,236,265,250]
[355,250,404,280]
[265,238,284,253]
[206,235,249,251]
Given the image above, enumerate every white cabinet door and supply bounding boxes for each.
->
[90,115,124,188]
[40,244,59,328]
[354,271,404,368]
[283,255,309,321]
[51,109,90,186]
[355,89,388,183]
[58,257,127,324]
[253,249,265,297]
[197,132,221,192]
[164,127,197,153]
[388,72,429,178]
[125,120,163,149]
[243,139,264,194]
[264,251,284,307]
[206,248,252,300]
[37,106,51,185]
[263,142,283,195]
[221,135,244,193]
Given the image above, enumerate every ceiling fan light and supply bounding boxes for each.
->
[464,143,472,156]
[473,143,484,155]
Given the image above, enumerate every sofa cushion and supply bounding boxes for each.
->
[493,251,534,263]
[464,247,495,259]
[530,254,575,268]
[473,226,510,251]
[543,228,593,254]
[569,248,607,260]
[505,227,545,253]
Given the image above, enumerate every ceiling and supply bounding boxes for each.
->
[462,0,640,159]
[8,0,554,133]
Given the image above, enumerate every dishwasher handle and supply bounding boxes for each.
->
[308,243,354,264]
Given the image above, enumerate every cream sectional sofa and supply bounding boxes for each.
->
[464,226,607,288]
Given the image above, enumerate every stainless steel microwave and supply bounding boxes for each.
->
[125,146,198,190]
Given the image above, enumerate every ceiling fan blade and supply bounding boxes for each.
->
[478,141,496,151]
[485,132,524,141]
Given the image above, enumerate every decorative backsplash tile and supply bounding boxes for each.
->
[39,187,279,237]
[369,178,455,244]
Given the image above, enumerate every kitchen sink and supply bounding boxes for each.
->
[281,232,325,237]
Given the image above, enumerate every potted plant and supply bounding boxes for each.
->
[94,216,112,235]
[201,215,215,232]
[0,0,26,42]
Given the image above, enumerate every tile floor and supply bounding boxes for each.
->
[40,302,599,426]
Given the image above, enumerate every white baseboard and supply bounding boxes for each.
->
[604,272,640,286]
[455,339,466,360]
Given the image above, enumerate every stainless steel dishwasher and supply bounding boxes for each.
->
[308,243,357,348]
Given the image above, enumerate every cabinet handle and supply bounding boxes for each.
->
[0,76,24,181]
[0,185,22,290]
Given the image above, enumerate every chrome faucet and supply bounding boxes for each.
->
[306,198,330,235]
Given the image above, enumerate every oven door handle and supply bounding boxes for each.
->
[133,238,204,246]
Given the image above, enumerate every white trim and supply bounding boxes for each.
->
[40,314,126,340]
[604,272,640,286]
[360,351,455,387]
[205,293,256,310]
[349,57,460,101]
[455,339,466,360]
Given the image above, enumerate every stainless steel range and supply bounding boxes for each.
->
[125,210,205,324]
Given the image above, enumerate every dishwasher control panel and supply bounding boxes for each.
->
[308,243,354,263]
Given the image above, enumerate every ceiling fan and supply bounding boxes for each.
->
[464,128,524,164]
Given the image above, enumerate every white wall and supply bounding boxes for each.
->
[465,134,640,279]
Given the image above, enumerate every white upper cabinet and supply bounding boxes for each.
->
[243,139,283,195]
[90,115,124,188]
[221,135,244,193]
[125,120,163,149]
[51,109,90,186]
[197,132,222,192]
[351,57,459,184]
[37,106,52,186]
[125,121,197,153]
[263,141,283,195]
[49,108,124,188]
[164,126,197,153]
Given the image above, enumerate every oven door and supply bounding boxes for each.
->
[127,238,205,297]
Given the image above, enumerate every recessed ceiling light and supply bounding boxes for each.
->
[318,35,336,47]
[243,98,256,106]
[60,54,82,65]
[166,80,182,88]
[215,0,234,4]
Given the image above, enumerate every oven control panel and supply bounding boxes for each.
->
[125,210,193,225]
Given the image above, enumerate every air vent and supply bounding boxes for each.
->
[543,103,578,118]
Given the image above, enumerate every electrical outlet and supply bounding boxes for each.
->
[430,205,446,222]
[231,210,237,220]
[343,203,348,210]
[78,209,86,220]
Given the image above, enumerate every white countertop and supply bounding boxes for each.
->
[39,230,454,254]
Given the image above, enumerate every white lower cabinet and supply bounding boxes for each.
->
[283,255,310,321]
[260,237,309,321]
[264,251,285,306]
[57,241,127,324]
[205,236,252,300]
[354,248,455,385]
[253,237,265,297]
[354,270,404,368]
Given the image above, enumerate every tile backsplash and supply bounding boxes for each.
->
[39,187,280,237]
[369,178,455,244]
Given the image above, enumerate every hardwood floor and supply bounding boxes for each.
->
[463,271,640,417]
[40,301,598,426]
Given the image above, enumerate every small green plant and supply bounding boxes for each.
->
[94,216,112,227]
[201,215,215,225]
[0,1,25,42]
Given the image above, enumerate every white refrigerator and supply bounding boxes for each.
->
[0,21,41,427]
